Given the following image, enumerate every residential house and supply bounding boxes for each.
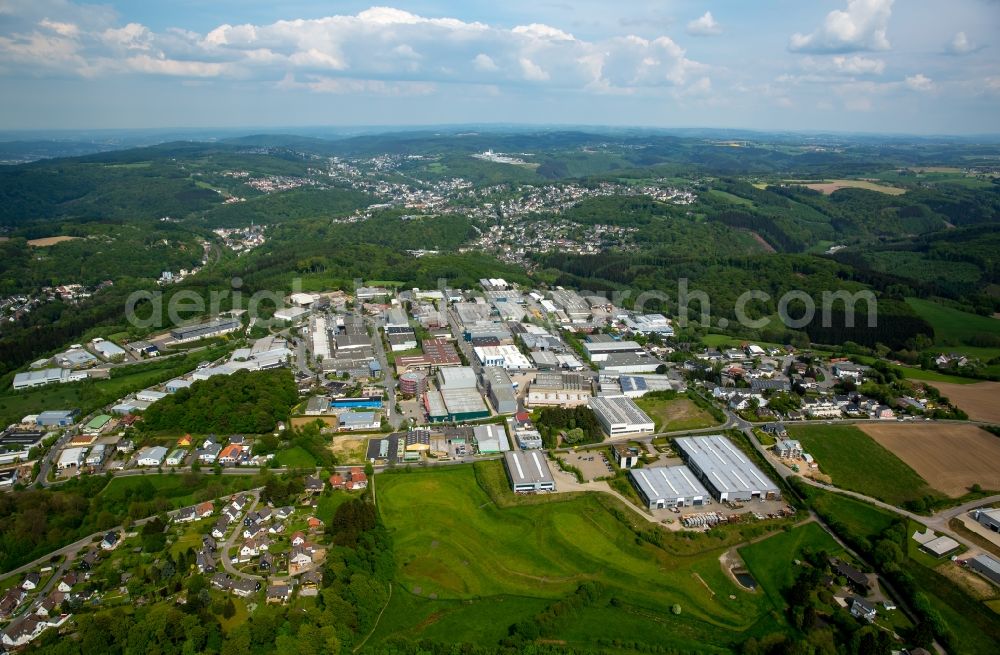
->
[2,616,46,648]
[100,531,120,551]
[259,552,274,572]
[849,596,877,623]
[196,550,215,574]
[346,468,368,490]
[231,579,260,598]
[211,518,230,540]
[299,570,322,597]
[21,572,40,591]
[57,573,76,593]
[217,444,243,466]
[266,583,292,604]
[303,475,324,495]
[832,559,870,594]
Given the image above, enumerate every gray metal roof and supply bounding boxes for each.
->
[675,435,780,495]
[504,450,554,486]
[630,465,710,501]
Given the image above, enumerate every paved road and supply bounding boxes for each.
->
[366,314,402,430]
[219,489,264,581]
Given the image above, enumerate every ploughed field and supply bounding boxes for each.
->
[858,423,1000,497]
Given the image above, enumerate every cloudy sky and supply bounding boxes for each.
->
[0,0,997,133]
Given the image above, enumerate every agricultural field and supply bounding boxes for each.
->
[905,297,1000,358]
[928,381,1000,423]
[375,463,785,651]
[859,423,1000,496]
[634,395,720,432]
[792,179,906,195]
[787,424,941,507]
[26,235,81,247]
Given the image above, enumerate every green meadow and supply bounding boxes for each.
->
[374,462,791,651]
[787,424,941,507]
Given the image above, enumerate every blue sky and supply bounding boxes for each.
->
[0,0,997,133]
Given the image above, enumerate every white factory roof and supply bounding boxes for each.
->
[675,435,780,496]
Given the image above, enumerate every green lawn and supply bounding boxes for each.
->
[787,424,941,507]
[314,491,351,525]
[375,463,785,651]
[634,395,720,432]
[906,297,1000,358]
[275,446,317,468]
[895,366,979,385]
[739,522,843,609]
[807,487,898,540]
[96,473,258,514]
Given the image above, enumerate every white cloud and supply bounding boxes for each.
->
[125,54,229,77]
[905,73,933,92]
[473,53,498,72]
[512,23,574,42]
[800,55,885,75]
[946,31,981,55]
[790,0,894,53]
[102,23,153,51]
[519,57,549,81]
[39,18,78,37]
[686,12,721,37]
[0,3,707,96]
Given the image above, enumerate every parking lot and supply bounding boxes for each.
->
[563,449,614,481]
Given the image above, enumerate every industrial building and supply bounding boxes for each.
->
[137,446,168,467]
[425,388,490,423]
[57,447,86,470]
[91,338,127,360]
[622,313,675,336]
[483,367,517,414]
[437,366,478,390]
[12,368,85,390]
[274,306,309,322]
[592,352,663,373]
[474,345,532,371]
[967,554,1000,586]
[338,412,380,431]
[674,435,781,501]
[422,339,462,366]
[165,378,193,393]
[972,508,1000,533]
[583,335,644,356]
[36,410,79,427]
[170,318,240,343]
[618,374,684,398]
[526,372,592,407]
[473,424,510,454]
[588,395,655,436]
[503,450,556,492]
[629,466,711,509]
[399,370,428,397]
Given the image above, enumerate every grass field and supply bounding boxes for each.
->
[634,395,720,432]
[807,487,898,539]
[275,446,317,468]
[895,366,979,385]
[314,491,351,525]
[375,463,785,651]
[859,423,1000,496]
[787,424,941,507]
[739,522,842,609]
[97,473,258,511]
[906,297,1000,358]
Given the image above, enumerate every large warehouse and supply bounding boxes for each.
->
[503,450,555,492]
[588,395,655,436]
[170,318,240,343]
[629,466,711,509]
[674,435,781,501]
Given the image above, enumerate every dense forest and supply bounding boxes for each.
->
[141,369,298,434]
